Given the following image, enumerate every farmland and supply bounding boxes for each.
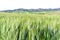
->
[0,12,60,40]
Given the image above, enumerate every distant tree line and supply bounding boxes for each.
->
[0,8,60,12]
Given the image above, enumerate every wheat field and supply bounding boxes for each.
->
[0,12,60,40]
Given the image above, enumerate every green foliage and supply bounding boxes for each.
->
[0,12,60,40]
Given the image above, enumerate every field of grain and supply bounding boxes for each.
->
[0,12,60,40]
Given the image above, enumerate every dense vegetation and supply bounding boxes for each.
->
[0,12,60,40]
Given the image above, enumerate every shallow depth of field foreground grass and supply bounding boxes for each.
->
[0,12,60,40]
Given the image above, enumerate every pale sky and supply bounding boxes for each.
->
[0,0,60,11]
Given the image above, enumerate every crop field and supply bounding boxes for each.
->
[0,12,60,40]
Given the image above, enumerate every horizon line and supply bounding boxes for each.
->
[0,8,60,11]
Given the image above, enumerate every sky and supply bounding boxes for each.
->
[0,0,60,11]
